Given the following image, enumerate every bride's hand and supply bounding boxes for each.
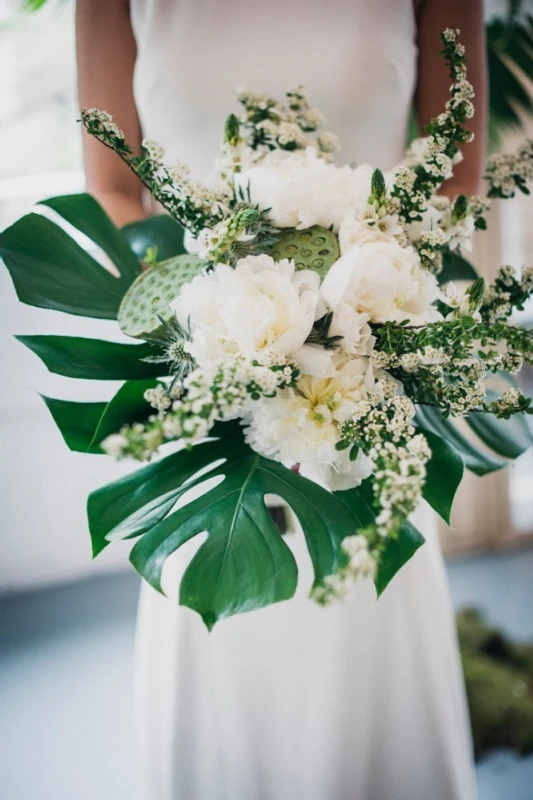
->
[291,464,300,474]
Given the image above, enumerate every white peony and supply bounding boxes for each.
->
[321,241,441,334]
[244,354,379,490]
[171,254,322,371]
[236,147,374,232]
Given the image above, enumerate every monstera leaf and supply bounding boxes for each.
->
[42,379,160,454]
[416,405,508,476]
[16,335,162,380]
[87,425,429,628]
[0,194,141,319]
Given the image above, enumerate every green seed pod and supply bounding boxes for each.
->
[118,254,204,339]
[267,225,340,280]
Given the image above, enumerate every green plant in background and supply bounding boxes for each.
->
[457,608,533,758]
[487,0,533,149]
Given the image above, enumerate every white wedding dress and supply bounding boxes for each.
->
[130,2,477,798]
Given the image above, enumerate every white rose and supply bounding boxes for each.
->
[321,241,441,328]
[171,254,321,370]
[244,354,377,490]
[236,147,374,232]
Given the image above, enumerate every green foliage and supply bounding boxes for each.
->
[438,249,479,285]
[466,393,533,459]
[118,254,203,339]
[87,426,424,627]
[0,194,141,319]
[415,405,507,476]
[121,216,186,262]
[42,379,159,454]
[487,12,533,149]
[418,428,465,525]
[458,608,533,759]
[16,336,162,380]
[335,480,425,596]
[268,225,340,280]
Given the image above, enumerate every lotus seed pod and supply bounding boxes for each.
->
[118,254,203,339]
[267,225,340,280]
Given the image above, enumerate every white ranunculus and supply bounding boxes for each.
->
[321,241,441,330]
[244,354,378,490]
[171,254,321,370]
[236,147,374,232]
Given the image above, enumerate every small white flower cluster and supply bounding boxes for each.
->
[82,108,124,139]
[489,388,526,417]
[195,207,263,264]
[390,29,475,231]
[482,265,533,323]
[140,140,233,219]
[485,140,533,199]
[372,343,488,416]
[311,535,377,604]
[101,354,298,461]
[408,195,476,256]
[145,384,172,415]
[339,395,430,540]
[80,108,232,232]
[235,84,339,160]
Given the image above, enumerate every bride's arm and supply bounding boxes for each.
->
[76,0,147,226]
[415,0,487,197]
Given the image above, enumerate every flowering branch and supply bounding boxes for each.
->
[102,354,299,461]
[80,109,232,235]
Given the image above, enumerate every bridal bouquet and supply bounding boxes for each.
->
[2,30,533,627]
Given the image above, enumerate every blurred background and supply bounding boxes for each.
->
[1,0,533,798]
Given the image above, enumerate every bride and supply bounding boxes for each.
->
[76,1,485,798]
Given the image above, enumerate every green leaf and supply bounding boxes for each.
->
[16,335,162,380]
[335,479,425,596]
[41,396,108,453]
[0,195,140,319]
[418,428,465,524]
[466,407,533,460]
[42,379,158,454]
[415,406,506,476]
[88,437,232,557]
[128,436,359,628]
[42,194,140,284]
[439,249,479,285]
[375,521,425,596]
[121,216,186,262]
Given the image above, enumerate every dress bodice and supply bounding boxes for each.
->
[130,0,418,176]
